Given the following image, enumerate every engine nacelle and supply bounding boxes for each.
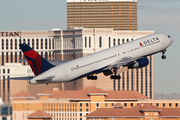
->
[128,57,149,69]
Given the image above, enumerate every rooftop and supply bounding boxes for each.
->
[37,87,150,101]
[27,110,53,118]
[86,103,180,118]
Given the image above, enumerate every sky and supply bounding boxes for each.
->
[0,0,180,94]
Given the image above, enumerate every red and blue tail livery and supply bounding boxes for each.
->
[19,43,55,76]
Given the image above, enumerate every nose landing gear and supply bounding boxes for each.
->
[161,50,166,59]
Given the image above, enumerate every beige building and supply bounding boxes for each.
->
[10,87,180,120]
[0,29,154,104]
[67,0,137,31]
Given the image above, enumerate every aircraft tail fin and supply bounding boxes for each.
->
[19,43,55,76]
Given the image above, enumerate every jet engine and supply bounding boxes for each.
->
[128,57,149,69]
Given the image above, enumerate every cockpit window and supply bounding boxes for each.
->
[167,35,170,38]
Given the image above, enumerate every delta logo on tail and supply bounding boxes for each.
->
[20,43,54,76]
[140,37,160,47]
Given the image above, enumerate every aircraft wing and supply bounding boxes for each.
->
[6,76,34,80]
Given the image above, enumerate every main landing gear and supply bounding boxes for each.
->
[161,50,166,59]
[110,67,121,80]
[87,75,97,80]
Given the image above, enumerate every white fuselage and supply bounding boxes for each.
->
[30,33,173,84]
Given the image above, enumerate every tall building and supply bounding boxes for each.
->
[67,0,137,30]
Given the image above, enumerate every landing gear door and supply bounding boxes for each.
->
[63,69,69,77]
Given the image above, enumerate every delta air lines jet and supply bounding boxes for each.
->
[7,33,173,84]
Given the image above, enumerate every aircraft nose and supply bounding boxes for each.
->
[170,38,173,44]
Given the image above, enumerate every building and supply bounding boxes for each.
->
[86,103,180,120]
[67,0,137,31]
[0,29,154,104]
[10,87,180,120]
[10,87,150,120]
[27,110,53,120]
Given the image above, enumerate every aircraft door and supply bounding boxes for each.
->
[63,69,69,77]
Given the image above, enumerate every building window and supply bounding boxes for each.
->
[111,103,114,106]
[176,103,178,107]
[49,52,51,60]
[6,52,8,63]
[124,103,127,107]
[23,39,26,43]
[118,39,120,45]
[45,52,48,60]
[85,37,87,48]
[6,39,8,50]
[19,39,21,44]
[108,37,111,48]
[96,103,99,107]
[86,103,89,107]
[10,39,13,49]
[52,38,54,49]
[11,52,13,62]
[36,39,39,49]
[15,52,17,63]
[80,103,82,107]
[105,103,108,107]
[15,39,17,49]
[3,69,5,74]
[2,39,4,50]
[131,103,133,107]
[86,108,88,112]
[28,39,30,45]
[89,37,91,48]
[169,103,171,107]
[49,38,51,49]
[32,39,34,49]
[156,103,159,107]
[163,103,165,107]
[41,38,43,49]
[127,38,129,42]
[45,38,47,49]
[2,52,4,65]
[80,113,82,116]
[113,38,116,46]
[99,36,102,47]
[122,38,124,44]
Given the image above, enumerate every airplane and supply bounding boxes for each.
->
[7,33,173,84]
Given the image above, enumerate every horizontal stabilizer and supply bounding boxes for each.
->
[6,76,34,80]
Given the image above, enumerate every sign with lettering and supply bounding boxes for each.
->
[0,31,21,37]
